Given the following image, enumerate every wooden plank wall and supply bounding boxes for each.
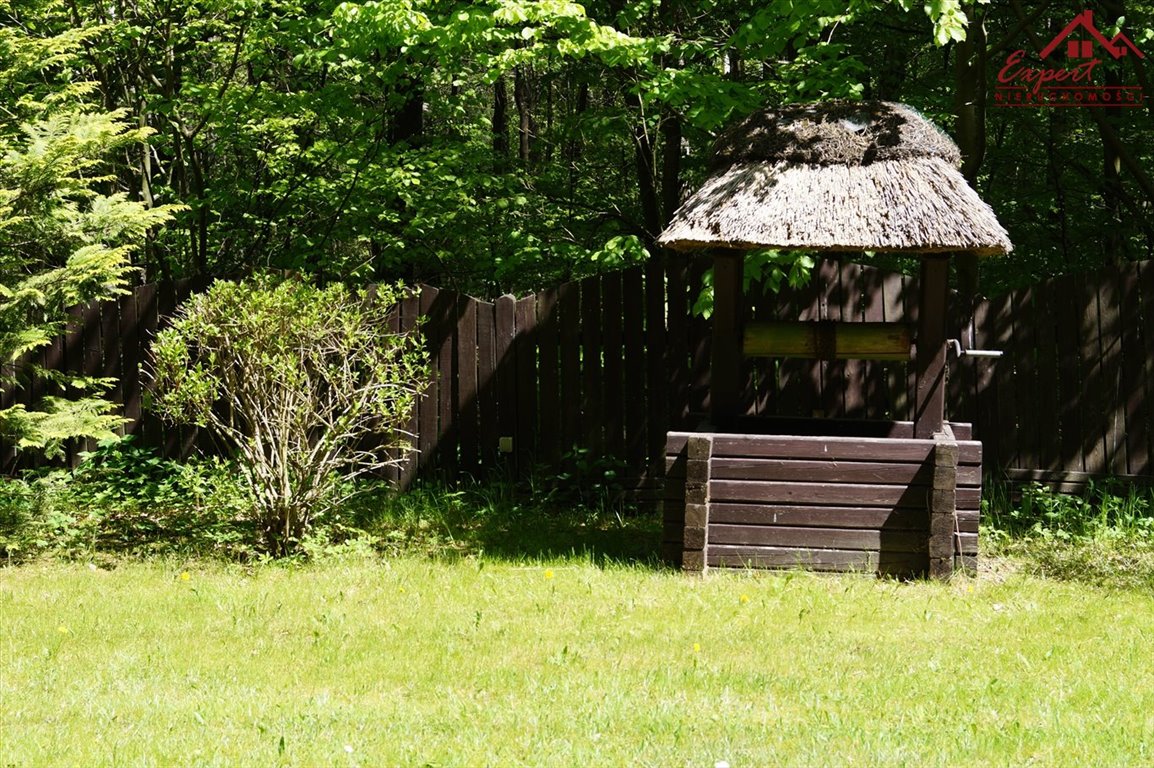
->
[663,431,981,575]
[3,260,1153,489]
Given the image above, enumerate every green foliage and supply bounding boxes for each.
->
[0,438,252,561]
[149,277,429,555]
[984,480,1154,590]
[0,7,180,455]
[692,251,816,319]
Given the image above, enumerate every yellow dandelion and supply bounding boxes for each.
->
[693,642,701,653]
[180,571,191,582]
[739,594,750,604]
[398,587,406,594]
[57,625,68,635]
[967,584,975,594]
[544,569,555,580]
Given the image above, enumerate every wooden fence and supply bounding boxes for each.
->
[3,258,1152,489]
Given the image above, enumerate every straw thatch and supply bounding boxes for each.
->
[657,101,1012,256]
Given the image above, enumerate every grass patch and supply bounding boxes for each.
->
[3,558,1154,766]
[983,480,1154,591]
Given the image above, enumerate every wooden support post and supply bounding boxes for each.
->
[929,425,959,580]
[711,251,744,429]
[682,435,713,574]
[915,256,950,438]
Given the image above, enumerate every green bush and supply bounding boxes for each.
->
[0,437,253,562]
[984,479,1154,590]
[148,277,429,556]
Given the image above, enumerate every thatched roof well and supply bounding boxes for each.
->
[657,101,1012,256]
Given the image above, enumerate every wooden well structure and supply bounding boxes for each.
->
[657,102,1012,578]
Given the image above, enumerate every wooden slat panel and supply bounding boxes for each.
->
[665,254,690,430]
[1138,262,1154,475]
[1080,277,1107,474]
[601,270,625,457]
[1032,280,1060,471]
[417,286,439,473]
[398,292,422,489]
[646,256,667,474]
[1012,287,1039,469]
[709,457,981,486]
[710,503,927,530]
[579,276,603,454]
[1054,278,1085,471]
[818,259,846,418]
[558,281,581,455]
[708,545,927,574]
[118,287,143,441]
[514,295,538,472]
[1118,264,1147,475]
[437,291,457,475]
[710,479,929,507]
[622,266,646,465]
[494,295,517,467]
[537,288,561,466]
[1097,270,1125,475]
[457,295,479,477]
[710,524,927,552]
[710,434,980,463]
[136,283,160,450]
[476,299,499,469]
[971,296,998,467]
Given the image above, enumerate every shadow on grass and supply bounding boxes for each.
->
[352,480,665,568]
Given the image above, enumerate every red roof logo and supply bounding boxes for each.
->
[1039,10,1146,60]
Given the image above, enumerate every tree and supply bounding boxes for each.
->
[148,278,428,555]
[0,7,179,456]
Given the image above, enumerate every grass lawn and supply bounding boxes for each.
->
[2,557,1153,767]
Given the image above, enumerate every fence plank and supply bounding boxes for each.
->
[1080,278,1108,474]
[601,270,625,457]
[417,286,439,474]
[1116,264,1146,475]
[1052,278,1085,472]
[1139,262,1154,476]
[514,294,538,472]
[665,254,689,430]
[494,294,517,470]
[537,288,560,466]
[1012,287,1039,471]
[398,291,422,489]
[559,281,581,455]
[1097,271,1125,475]
[1033,280,1061,471]
[646,255,667,476]
[580,276,604,455]
[457,295,479,477]
[476,298,499,470]
[622,266,646,467]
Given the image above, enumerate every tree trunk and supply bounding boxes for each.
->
[952,11,987,302]
[514,66,536,167]
[492,77,509,170]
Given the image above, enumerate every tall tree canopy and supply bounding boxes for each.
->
[2,0,1151,298]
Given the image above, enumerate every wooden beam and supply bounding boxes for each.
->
[915,256,950,438]
[710,250,744,428]
[929,426,959,580]
[682,435,713,574]
[743,320,912,360]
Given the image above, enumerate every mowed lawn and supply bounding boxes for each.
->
[2,558,1153,767]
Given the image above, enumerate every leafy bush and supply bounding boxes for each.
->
[0,437,253,561]
[149,277,429,555]
[984,480,1154,590]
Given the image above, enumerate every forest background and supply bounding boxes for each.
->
[3,0,1151,302]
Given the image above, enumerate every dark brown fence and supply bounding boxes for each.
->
[3,259,1152,489]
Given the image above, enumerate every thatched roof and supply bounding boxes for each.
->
[657,101,1012,256]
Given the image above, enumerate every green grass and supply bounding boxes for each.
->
[4,558,1154,767]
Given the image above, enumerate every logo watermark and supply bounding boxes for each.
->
[993,10,1146,108]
